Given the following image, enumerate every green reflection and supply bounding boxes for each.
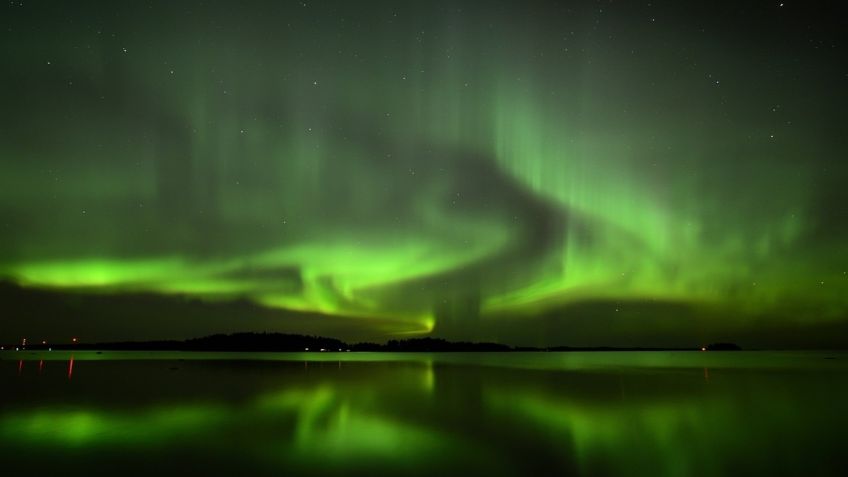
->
[1,353,846,476]
[1,405,224,446]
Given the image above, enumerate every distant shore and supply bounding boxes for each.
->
[1,332,738,353]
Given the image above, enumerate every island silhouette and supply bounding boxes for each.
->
[2,332,739,353]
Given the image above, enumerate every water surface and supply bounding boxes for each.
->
[1,351,846,476]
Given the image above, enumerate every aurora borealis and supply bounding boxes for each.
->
[1,1,847,346]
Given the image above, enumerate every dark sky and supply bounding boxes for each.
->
[1,1,846,347]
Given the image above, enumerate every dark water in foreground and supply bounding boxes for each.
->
[1,351,846,476]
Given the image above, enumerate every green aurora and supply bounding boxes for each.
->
[1,1,846,346]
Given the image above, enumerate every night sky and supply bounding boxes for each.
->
[2,1,847,347]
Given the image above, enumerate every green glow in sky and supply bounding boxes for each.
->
[1,1,846,345]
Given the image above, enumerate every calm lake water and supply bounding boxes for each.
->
[1,351,846,476]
